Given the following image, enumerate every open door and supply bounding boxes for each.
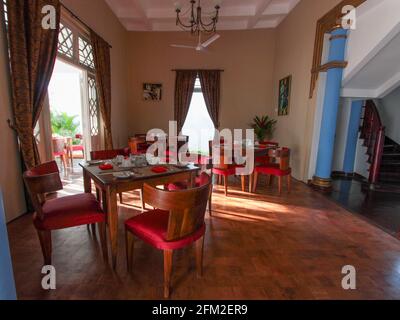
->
[85,74,102,153]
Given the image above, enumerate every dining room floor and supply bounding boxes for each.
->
[7,161,400,300]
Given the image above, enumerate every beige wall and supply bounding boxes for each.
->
[61,0,130,148]
[126,29,276,134]
[271,0,343,181]
[0,22,26,222]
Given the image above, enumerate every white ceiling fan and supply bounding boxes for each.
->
[170,33,220,52]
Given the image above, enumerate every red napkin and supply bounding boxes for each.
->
[99,164,113,170]
[151,166,168,173]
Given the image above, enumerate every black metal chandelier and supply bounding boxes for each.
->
[175,0,221,35]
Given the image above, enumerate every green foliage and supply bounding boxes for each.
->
[51,111,80,143]
[250,115,277,142]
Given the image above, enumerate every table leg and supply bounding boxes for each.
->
[249,174,253,193]
[106,186,118,270]
[83,169,92,194]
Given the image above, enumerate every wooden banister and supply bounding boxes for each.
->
[362,101,385,185]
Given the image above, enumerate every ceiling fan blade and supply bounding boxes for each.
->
[201,34,220,48]
[170,44,197,49]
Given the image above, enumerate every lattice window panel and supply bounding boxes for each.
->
[58,23,74,58]
[79,37,95,70]
[2,0,8,26]
[88,77,99,137]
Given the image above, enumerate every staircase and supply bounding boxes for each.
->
[379,137,400,185]
[360,100,400,192]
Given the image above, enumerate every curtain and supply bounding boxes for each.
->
[174,70,197,133]
[6,0,60,169]
[90,31,113,150]
[198,70,221,129]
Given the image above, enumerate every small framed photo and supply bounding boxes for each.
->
[143,83,162,101]
[278,75,292,116]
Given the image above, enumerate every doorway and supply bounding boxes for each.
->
[44,58,101,171]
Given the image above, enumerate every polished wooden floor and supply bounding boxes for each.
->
[329,177,400,238]
[7,162,400,299]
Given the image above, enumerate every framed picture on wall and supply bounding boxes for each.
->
[143,83,162,101]
[278,75,292,116]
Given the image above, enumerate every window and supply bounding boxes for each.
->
[181,76,215,154]
[2,0,7,25]
[79,37,95,70]
[58,23,74,59]
[56,19,95,72]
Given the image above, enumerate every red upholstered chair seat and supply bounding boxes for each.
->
[34,193,105,231]
[125,209,206,250]
[255,166,291,177]
[212,165,239,176]
[72,145,84,152]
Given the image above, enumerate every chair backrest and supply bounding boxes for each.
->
[52,137,66,154]
[23,161,63,220]
[268,147,290,170]
[209,140,237,169]
[90,149,129,160]
[143,173,211,241]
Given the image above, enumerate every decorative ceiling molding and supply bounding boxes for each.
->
[105,0,301,32]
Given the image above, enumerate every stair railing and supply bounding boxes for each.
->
[361,100,385,185]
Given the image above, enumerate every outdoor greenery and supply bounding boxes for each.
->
[51,111,80,143]
[250,115,277,142]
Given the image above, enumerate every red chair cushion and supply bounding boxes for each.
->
[125,209,206,250]
[212,166,237,176]
[72,145,84,152]
[35,193,105,231]
[255,166,292,177]
[53,151,65,157]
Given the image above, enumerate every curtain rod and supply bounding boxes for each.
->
[171,69,224,72]
[61,4,112,49]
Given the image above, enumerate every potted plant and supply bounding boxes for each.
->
[250,115,277,143]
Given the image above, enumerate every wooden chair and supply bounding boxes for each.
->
[209,140,246,196]
[71,134,85,158]
[252,148,292,195]
[23,161,108,266]
[256,141,279,165]
[125,173,212,298]
[165,173,213,215]
[52,137,68,170]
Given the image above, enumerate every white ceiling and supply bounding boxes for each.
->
[343,31,400,99]
[105,0,301,31]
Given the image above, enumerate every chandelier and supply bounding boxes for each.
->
[175,0,221,35]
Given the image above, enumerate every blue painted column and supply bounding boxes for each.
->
[343,100,364,174]
[0,190,17,300]
[313,28,348,190]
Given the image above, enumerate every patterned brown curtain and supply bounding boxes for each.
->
[6,0,60,168]
[90,31,113,150]
[174,70,197,133]
[198,70,221,129]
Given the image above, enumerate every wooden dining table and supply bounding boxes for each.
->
[80,161,200,269]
